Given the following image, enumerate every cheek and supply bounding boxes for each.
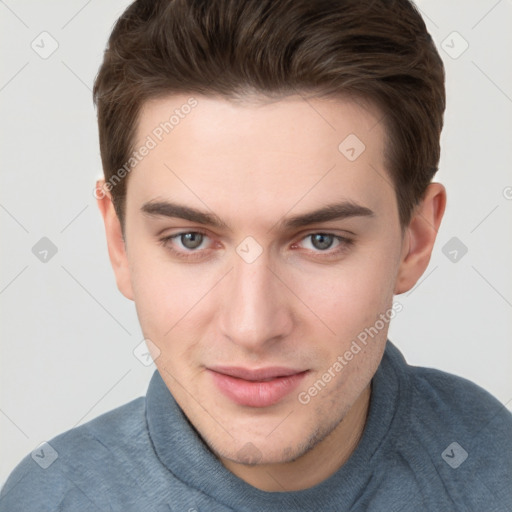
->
[128,248,194,336]
[291,250,398,340]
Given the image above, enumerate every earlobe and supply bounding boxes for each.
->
[394,183,446,295]
[95,179,134,301]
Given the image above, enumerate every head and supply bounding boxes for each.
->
[94,0,446,479]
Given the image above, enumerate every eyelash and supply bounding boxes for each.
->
[158,231,354,261]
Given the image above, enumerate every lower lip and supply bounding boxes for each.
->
[208,369,309,407]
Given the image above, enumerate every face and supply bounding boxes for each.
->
[108,93,411,467]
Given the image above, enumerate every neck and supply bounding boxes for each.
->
[220,383,372,492]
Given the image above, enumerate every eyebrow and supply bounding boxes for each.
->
[141,200,374,231]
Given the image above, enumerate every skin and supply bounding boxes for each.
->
[96,93,446,492]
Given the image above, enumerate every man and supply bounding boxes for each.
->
[1,0,511,510]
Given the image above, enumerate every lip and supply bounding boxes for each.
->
[207,366,309,408]
[208,365,306,381]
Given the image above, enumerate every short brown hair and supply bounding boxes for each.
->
[93,0,445,229]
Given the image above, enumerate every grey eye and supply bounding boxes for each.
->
[180,232,204,249]
[310,234,334,250]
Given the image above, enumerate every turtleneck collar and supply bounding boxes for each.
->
[146,340,407,511]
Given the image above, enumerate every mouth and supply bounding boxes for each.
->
[207,366,309,407]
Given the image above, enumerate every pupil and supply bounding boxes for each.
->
[312,234,333,250]
[182,233,203,249]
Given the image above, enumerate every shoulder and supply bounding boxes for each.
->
[0,396,148,511]
[393,356,512,507]
[406,362,511,438]
[383,341,511,438]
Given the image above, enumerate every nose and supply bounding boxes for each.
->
[218,249,294,352]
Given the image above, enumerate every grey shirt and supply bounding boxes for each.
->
[1,340,511,511]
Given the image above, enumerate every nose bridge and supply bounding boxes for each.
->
[218,247,292,349]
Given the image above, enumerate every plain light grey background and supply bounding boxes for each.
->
[1,0,511,487]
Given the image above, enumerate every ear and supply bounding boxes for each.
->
[394,182,446,294]
[95,179,134,301]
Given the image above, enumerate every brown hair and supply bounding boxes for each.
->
[93,0,445,229]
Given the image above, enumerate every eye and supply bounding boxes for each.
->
[305,233,336,251]
[176,232,206,250]
[294,232,354,258]
[300,233,344,251]
[158,231,212,260]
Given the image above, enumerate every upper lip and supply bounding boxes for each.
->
[208,366,307,381]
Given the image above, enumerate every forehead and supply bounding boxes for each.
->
[127,93,395,226]
[136,92,384,155]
